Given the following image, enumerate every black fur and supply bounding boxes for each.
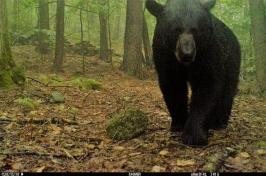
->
[147,0,241,146]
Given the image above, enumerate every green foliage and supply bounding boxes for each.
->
[0,70,14,89]
[106,107,149,140]
[69,77,102,90]
[15,97,39,111]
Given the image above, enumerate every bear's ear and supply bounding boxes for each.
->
[146,0,165,18]
[200,0,216,10]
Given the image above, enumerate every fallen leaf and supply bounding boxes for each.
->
[151,165,166,172]
[87,144,96,150]
[256,149,266,155]
[34,166,46,172]
[176,159,196,167]
[50,124,62,135]
[63,148,74,159]
[12,162,23,170]
[239,152,250,158]
[113,146,125,151]
[159,150,169,156]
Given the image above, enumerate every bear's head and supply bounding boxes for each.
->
[146,0,216,65]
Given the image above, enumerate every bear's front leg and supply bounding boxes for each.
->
[182,81,222,146]
[158,77,188,132]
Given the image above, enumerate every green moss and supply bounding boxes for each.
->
[0,70,15,89]
[11,67,25,86]
[69,77,102,90]
[38,74,65,86]
[106,107,149,140]
[15,97,39,111]
[253,141,266,148]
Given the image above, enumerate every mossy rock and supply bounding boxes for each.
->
[106,108,149,140]
[50,91,65,103]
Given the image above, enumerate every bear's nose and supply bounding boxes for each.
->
[176,33,196,64]
[179,34,195,54]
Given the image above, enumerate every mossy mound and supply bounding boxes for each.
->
[106,108,149,140]
[0,67,25,89]
[69,77,102,90]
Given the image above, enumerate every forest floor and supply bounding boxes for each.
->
[0,46,266,172]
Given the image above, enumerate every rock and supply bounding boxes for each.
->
[51,91,65,103]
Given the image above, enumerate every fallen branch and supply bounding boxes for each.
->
[27,76,73,88]
[0,117,78,126]
[0,151,73,159]
[26,76,49,87]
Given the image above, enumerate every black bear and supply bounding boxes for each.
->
[146,0,241,146]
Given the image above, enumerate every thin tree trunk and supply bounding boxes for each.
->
[107,0,113,65]
[249,0,266,93]
[122,0,144,79]
[12,0,19,33]
[143,14,153,69]
[99,0,109,61]
[38,0,50,55]
[113,7,121,41]
[54,0,65,72]
[80,4,85,74]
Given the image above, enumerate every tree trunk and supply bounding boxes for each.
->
[0,0,24,88]
[113,8,122,41]
[80,4,85,74]
[99,0,109,61]
[143,14,153,69]
[249,0,266,93]
[38,0,50,55]
[122,0,144,79]
[12,0,19,33]
[54,0,65,72]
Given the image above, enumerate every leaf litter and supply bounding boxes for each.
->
[0,46,265,172]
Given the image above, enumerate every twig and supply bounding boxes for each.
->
[27,76,73,88]
[0,117,78,126]
[0,151,73,159]
[26,76,49,87]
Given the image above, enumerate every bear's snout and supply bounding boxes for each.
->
[175,33,196,65]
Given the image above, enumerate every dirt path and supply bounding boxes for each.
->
[0,48,265,172]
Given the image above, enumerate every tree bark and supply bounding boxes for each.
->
[113,7,122,40]
[143,14,153,69]
[54,0,65,72]
[249,0,266,93]
[38,0,50,54]
[99,0,109,61]
[122,0,144,79]
[80,4,85,74]
[0,0,24,88]
[12,0,19,33]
